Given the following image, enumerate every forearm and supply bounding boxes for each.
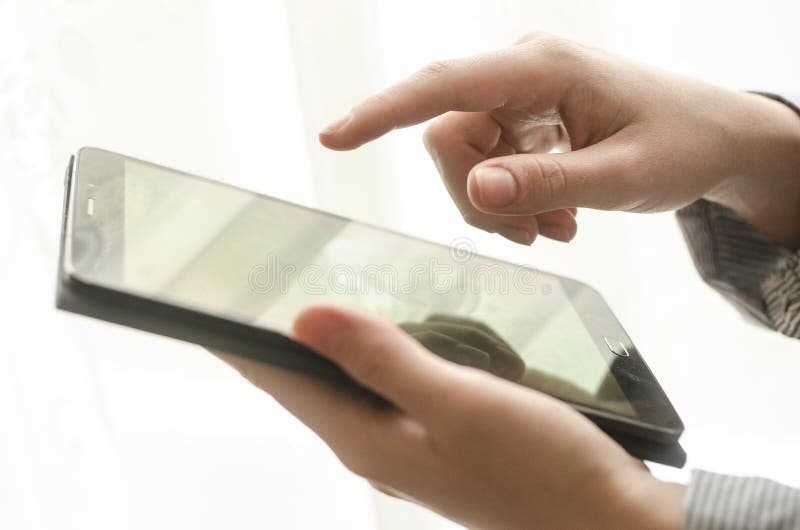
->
[704,92,800,250]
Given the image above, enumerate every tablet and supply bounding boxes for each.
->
[57,147,686,466]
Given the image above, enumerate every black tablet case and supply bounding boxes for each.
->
[56,155,687,468]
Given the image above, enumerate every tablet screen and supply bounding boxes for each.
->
[71,155,638,419]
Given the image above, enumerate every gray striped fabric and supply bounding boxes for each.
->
[685,471,800,530]
[763,252,800,338]
[677,92,800,529]
[676,199,792,328]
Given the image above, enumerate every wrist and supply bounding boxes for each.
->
[705,91,800,248]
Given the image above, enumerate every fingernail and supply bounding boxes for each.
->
[498,227,534,245]
[473,166,517,208]
[321,113,352,135]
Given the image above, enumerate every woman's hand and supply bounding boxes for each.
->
[213,304,684,530]
[320,33,800,248]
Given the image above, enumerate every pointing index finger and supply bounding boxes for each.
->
[319,48,545,151]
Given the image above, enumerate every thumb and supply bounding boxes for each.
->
[466,140,636,215]
[292,304,460,420]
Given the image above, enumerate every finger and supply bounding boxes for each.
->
[424,112,577,244]
[423,111,540,243]
[292,304,460,421]
[466,141,635,214]
[320,42,577,150]
[535,209,578,242]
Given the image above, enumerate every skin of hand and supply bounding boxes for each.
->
[320,32,800,248]
[212,304,685,530]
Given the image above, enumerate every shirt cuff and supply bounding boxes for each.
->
[676,199,792,327]
[684,470,800,530]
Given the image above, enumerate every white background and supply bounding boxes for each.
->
[1,1,799,529]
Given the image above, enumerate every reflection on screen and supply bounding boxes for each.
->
[80,159,635,417]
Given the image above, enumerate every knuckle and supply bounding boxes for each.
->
[522,156,569,209]
[418,59,455,80]
[360,90,389,111]
[514,31,546,45]
[534,33,569,49]
[523,33,581,62]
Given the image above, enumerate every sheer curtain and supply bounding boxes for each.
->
[2,1,800,529]
[1,2,375,529]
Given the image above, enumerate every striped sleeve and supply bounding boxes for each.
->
[763,252,800,337]
[684,470,800,530]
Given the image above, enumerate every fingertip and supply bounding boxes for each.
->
[538,222,577,243]
[467,165,518,210]
[465,167,495,213]
[293,303,395,358]
[318,113,362,150]
[292,304,351,351]
[497,226,537,246]
[318,131,356,151]
[318,131,337,149]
